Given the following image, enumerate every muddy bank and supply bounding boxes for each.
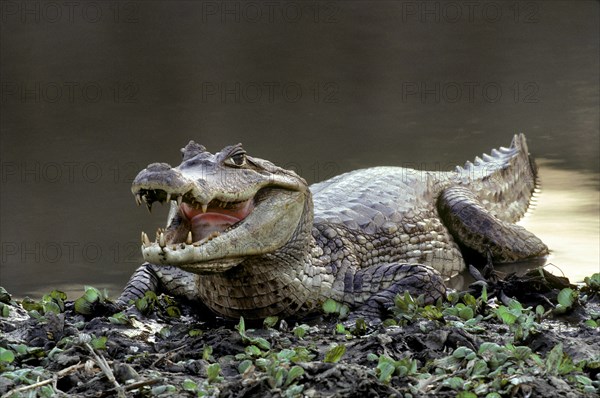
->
[1,269,599,397]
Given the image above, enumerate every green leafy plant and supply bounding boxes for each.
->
[235,317,271,351]
[322,298,349,319]
[323,344,346,363]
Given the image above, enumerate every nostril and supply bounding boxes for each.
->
[146,162,172,171]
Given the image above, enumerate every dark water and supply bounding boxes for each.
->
[1,1,598,299]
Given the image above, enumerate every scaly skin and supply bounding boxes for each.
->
[118,134,548,322]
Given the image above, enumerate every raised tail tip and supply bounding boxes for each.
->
[511,133,529,154]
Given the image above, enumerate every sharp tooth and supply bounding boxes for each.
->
[159,232,166,248]
[202,204,208,213]
[141,231,145,245]
[186,231,193,245]
[146,201,152,213]
[135,194,142,206]
[166,193,171,202]
[208,231,221,241]
[177,195,183,206]
[142,232,150,246]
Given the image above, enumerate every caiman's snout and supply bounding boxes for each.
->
[131,162,193,211]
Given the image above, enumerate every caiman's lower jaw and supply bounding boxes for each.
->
[135,187,306,274]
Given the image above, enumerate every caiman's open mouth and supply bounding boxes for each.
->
[135,189,261,250]
[133,182,307,274]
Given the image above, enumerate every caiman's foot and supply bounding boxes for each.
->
[116,263,161,307]
[347,263,446,326]
[438,186,548,263]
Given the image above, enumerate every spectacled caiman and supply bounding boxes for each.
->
[118,134,548,322]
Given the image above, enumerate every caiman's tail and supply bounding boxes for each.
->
[454,133,539,223]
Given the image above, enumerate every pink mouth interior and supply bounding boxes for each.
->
[181,200,254,241]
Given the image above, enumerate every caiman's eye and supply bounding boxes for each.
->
[226,151,247,167]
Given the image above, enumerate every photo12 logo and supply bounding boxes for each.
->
[400,1,540,23]
[0,1,140,23]
[200,81,339,104]
[400,81,540,104]
[1,241,141,265]
[199,1,341,23]
[1,161,144,184]
[0,81,139,104]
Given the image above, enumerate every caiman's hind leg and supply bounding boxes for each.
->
[347,263,446,325]
[437,186,548,263]
[116,263,199,306]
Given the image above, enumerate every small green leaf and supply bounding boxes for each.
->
[165,306,181,318]
[322,299,338,314]
[470,359,488,376]
[0,303,9,317]
[584,319,597,328]
[496,306,517,325]
[274,367,285,387]
[135,297,148,313]
[545,343,563,374]
[253,337,271,351]
[285,365,304,386]
[0,348,15,363]
[159,327,171,339]
[557,288,575,308]
[377,361,396,383]
[10,344,28,355]
[458,306,474,320]
[90,336,108,350]
[83,286,101,303]
[574,375,592,386]
[508,299,523,311]
[324,344,346,363]
[182,379,197,391]
[293,325,308,339]
[513,346,532,361]
[188,329,203,337]
[21,297,43,312]
[236,317,246,335]
[367,353,379,361]
[74,297,93,315]
[108,312,130,325]
[202,345,213,361]
[535,305,545,316]
[442,376,465,390]
[263,316,278,329]
[481,285,488,303]
[207,363,221,382]
[478,342,502,355]
[245,345,262,357]
[452,346,472,359]
[238,359,253,374]
[43,301,61,314]
[0,287,11,303]
[277,349,296,362]
[353,318,368,335]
